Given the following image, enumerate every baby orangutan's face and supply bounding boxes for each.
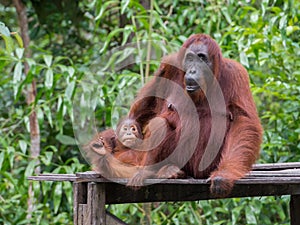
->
[117,119,143,148]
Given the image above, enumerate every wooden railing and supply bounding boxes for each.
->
[28,162,300,225]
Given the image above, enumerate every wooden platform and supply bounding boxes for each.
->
[28,162,300,225]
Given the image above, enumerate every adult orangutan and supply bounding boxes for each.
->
[125,54,199,186]
[179,34,263,197]
[126,34,263,197]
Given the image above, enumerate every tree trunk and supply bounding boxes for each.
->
[13,0,41,222]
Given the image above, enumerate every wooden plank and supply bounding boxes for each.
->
[73,182,87,225]
[35,173,76,177]
[78,204,87,225]
[250,169,300,175]
[73,183,79,225]
[76,171,101,179]
[27,175,300,184]
[78,204,83,225]
[28,174,77,181]
[28,174,300,182]
[253,162,300,170]
[239,178,300,183]
[247,170,300,177]
[26,163,300,182]
[102,182,300,204]
[290,195,300,225]
[87,182,106,225]
[74,177,300,185]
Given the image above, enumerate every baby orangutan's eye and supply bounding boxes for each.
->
[92,143,103,149]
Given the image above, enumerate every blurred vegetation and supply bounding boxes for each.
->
[0,0,299,224]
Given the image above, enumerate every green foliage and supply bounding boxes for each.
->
[0,0,299,224]
[0,22,23,52]
[109,197,289,225]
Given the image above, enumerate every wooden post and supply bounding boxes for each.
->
[290,195,300,225]
[73,182,87,225]
[87,182,106,225]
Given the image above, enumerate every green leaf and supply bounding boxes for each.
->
[153,0,162,14]
[1,34,14,53]
[26,58,36,68]
[53,182,62,214]
[15,48,24,59]
[43,105,53,127]
[45,69,53,89]
[221,8,232,24]
[37,107,44,123]
[12,32,23,48]
[152,11,167,30]
[57,96,63,112]
[43,55,53,67]
[122,25,134,45]
[67,66,75,77]
[41,151,53,166]
[245,205,257,224]
[270,6,282,15]
[95,0,119,21]
[239,51,249,68]
[279,14,287,30]
[121,0,130,14]
[65,80,75,101]
[63,182,73,205]
[56,134,77,145]
[0,22,10,36]
[13,61,22,82]
[0,151,4,170]
[18,140,27,154]
[99,28,124,54]
[32,181,41,195]
[286,25,300,36]
[250,11,259,24]
[25,160,37,177]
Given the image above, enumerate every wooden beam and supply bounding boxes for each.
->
[253,162,300,170]
[78,204,87,225]
[87,183,106,225]
[28,174,77,181]
[249,169,300,177]
[290,195,300,225]
[73,182,87,225]
[103,182,300,204]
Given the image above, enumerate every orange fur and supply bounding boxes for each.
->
[181,34,263,197]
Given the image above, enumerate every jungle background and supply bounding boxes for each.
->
[0,0,299,224]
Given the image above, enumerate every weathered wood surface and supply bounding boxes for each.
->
[73,182,127,225]
[290,195,300,225]
[28,173,77,181]
[28,163,300,204]
[252,162,300,170]
[28,162,300,182]
[28,163,300,225]
[101,180,300,204]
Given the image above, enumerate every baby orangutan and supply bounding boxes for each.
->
[113,118,146,166]
[126,103,186,187]
[85,128,140,178]
[85,111,184,186]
